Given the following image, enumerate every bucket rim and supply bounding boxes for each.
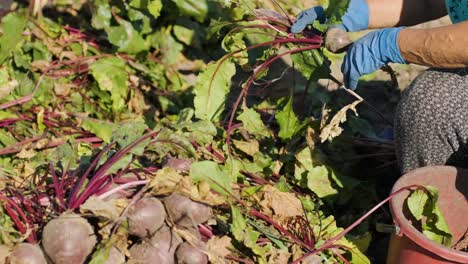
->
[390,165,468,262]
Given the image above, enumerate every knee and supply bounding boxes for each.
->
[394,68,468,173]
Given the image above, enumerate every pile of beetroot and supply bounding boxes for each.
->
[1,192,212,264]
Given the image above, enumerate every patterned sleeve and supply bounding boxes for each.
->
[445,0,468,23]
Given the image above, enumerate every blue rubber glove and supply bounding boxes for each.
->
[291,0,370,33]
[341,27,407,90]
[290,6,326,33]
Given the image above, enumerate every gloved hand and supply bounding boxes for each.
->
[291,0,370,33]
[341,27,407,89]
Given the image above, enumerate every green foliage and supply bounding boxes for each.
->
[172,0,208,22]
[314,0,351,31]
[193,59,236,121]
[231,206,271,260]
[291,49,331,81]
[89,57,129,112]
[238,107,270,138]
[190,160,232,195]
[275,98,306,140]
[326,0,351,26]
[407,187,452,246]
[0,207,21,246]
[0,13,27,64]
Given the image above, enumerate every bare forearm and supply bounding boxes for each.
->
[398,21,468,68]
[367,0,447,28]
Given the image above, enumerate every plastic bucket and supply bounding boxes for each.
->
[387,166,468,264]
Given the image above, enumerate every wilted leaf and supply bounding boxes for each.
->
[267,248,291,264]
[80,196,129,221]
[154,128,197,157]
[0,68,18,100]
[90,223,129,264]
[191,181,226,206]
[193,59,235,121]
[16,147,36,159]
[206,236,232,264]
[233,139,259,156]
[149,167,184,195]
[0,245,10,262]
[259,185,303,223]
[320,99,362,142]
[150,167,225,205]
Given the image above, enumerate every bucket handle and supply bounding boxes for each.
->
[376,223,401,236]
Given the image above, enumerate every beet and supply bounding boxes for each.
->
[128,225,182,264]
[175,242,208,264]
[128,197,166,238]
[324,27,352,53]
[163,157,192,172]
[163,194,212,227]
[7,243,47,264]
[42,213,96,264]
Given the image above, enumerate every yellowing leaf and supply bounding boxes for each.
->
[16,147,36,159]
[0,245,10,262]
[259,185,303,223]
[80,196,128,221]
[232,139,259,156]
[149,167,225,206]
[267,248,291,264]
[0,68,17,100]
[320,99,362,142]
[306,166,339,198]
[149,167,184,195]
[206,236,232,264]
